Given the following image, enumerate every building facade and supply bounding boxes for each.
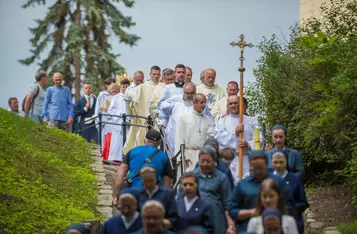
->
[300,0,329,22]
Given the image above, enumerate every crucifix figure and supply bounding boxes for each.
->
[230,34,253,180]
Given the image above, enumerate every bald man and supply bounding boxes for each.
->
[196,68,226,111]
[175,93,213,176]
[42,72,73,131]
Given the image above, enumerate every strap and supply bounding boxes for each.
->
[127,149,160,183]
[30,85,40,114]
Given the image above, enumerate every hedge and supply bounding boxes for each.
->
[0,109,98,233]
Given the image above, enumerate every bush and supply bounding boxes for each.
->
[245,0,357,205]
[0,109,98,233]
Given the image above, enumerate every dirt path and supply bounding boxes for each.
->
[307,184,357,227]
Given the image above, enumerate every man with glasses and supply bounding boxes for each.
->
[211,81,239,120]
[213,95,263,185]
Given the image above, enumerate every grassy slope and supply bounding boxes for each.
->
[0,109,98,234]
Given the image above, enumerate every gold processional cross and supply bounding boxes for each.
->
[230,34,253,180]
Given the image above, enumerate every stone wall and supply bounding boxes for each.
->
[84,145,120,233]
[304,208,341,234]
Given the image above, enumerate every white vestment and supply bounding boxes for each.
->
[107,93,130,161]
[158,96,194,158]
[157,83,184,109]
[175,110,213,178]
[123,80,159,154]
[211,96,227,120]
[127,82,137,90]
[149,83,165,118]
[213,114,263,185]
[94,90,111,148]
[196,84,226,110]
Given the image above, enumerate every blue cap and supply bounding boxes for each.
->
[199,145,217,160]
[248,150,267,161]
[262,208,282,219]
[272,149,288,158]
[204,138,219,150]
[271,124,287,135]
[65,224,89,234]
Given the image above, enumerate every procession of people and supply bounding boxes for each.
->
[10,65,308,234]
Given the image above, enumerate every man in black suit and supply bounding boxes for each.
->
[74,82,98,143]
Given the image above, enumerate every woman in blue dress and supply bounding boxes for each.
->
[176,172,214,233]
[193,146,236,234]
[266,124,305,182]
[229,150,289,233]
[272,150,309,234]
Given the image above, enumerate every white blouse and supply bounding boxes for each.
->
[247,215,299,234]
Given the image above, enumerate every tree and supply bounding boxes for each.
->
[245,0,357,190]
[20,0,140,99]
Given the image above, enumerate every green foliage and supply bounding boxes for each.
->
[20,0,140,96]
[246,0,357,204]
[338,220,357,234]
[0,109,98,234]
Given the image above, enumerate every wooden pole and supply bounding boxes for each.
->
[230,34,253,180]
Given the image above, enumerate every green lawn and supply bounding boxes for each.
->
[0,109,99,233]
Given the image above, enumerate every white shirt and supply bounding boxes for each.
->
[84,95,94,111]
[247,215,299,234]
[146,186,159,199]
[274,170,288,179]
[184,196,198,212]
[121,211,140,230]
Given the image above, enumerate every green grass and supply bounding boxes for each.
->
[0,109,99,233]
[338,220,357,234]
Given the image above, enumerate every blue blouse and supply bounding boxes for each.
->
[176,196,214,234]
[229,173,287,233]
[266,147,305,181]
[193,168,232,234]
[99,213,142,234]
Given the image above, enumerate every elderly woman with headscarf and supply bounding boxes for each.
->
[203,138,234,188]
[272,150,309,234]
[193,146,235,234]
[229,150,291,233]
[266,124,305,182]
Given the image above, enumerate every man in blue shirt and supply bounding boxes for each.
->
[112,129,173,207]
[42,72,73,131]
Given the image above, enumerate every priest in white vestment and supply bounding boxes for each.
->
[196,68,226,111]
[122,66,161,154]
[157,83,197,158]
[175,93,213,178]
[107,91,130,162]
[157,64,186,108]
[211,81,239,120]
[149,68,175,117]
[213,95,263,185]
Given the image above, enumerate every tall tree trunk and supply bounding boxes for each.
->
[74,1,81,100]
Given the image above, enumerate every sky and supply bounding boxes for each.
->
[0,0,300,108]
